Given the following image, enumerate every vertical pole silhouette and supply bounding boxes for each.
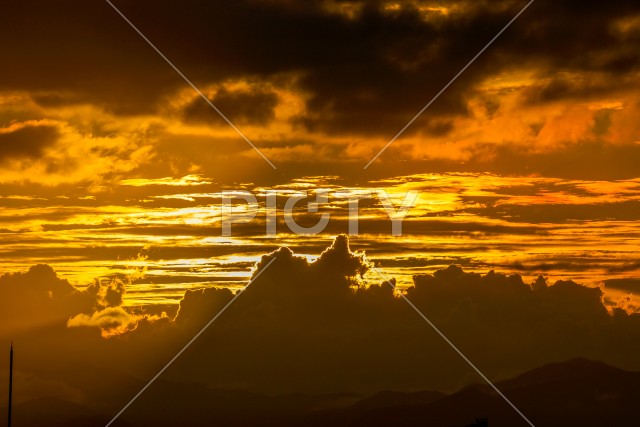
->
[8,342,12,427]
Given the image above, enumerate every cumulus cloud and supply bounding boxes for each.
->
[2,236,640,398]
[0,264,160,337]
[165,235,640,394]
[174,287,234,327]
[67,307,142,337]
[87,277,127,309]
[0,264,93,335]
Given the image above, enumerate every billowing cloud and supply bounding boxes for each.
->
[67,306,142,337]
[1,237,640,418]
[0,264,160,337]
[174,286,234,327]
[0,264,94,335]
[160,235,640,395]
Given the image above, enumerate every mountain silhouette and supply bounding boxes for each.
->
[305,358,640,427]
[2,358,638,426]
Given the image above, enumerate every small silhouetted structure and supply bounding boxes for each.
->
[466,418,488,427]
[7,342,13,427]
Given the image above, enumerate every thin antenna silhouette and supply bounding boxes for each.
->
[8,342,12,427]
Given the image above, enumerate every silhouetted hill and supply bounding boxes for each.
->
[1,396,132,427]
[350,389,446,412]
[115,379,361,427]
[492,357,640,427]
[295,389,445,427]
[4,358,639,426]
[496,357,623,390]
[303,385,522,427]
[306,358,640,427]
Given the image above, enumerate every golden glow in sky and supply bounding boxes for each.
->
[3,3,640,426]
[1,0,640,318]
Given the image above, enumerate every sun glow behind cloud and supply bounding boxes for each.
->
[0,0,639,317]
[1,172,639,308]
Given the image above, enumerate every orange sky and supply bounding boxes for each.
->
[1,0,640,315]
[4,4,640,425]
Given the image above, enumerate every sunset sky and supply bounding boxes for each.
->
[2,1,640,425]
[3,0,640,305]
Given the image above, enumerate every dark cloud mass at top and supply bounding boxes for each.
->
[1,0,638,133]
[1,0,639,184]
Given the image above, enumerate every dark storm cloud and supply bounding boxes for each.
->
[496,0,640,76]
[3,0,638,133]
[0,123,59,161]
[0,1,179,115]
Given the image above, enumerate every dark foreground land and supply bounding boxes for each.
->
[2,358,639,427]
